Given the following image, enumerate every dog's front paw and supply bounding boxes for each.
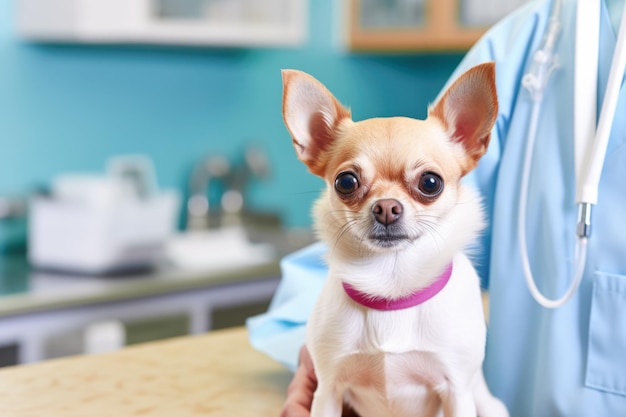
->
[310,385,343,417]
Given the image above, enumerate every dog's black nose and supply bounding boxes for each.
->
[372,199,403,226]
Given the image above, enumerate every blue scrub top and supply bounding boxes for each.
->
[248,0,626,415]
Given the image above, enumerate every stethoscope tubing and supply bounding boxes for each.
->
[518,0,626,308]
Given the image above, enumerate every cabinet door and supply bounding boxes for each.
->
[16,0,308,47]
[348,0,527,51]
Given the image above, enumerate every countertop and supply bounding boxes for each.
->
[0,326,290,417]
[0,257,281,318]
[0,228,315,318]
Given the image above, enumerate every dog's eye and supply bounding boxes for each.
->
[417,172,444,196]
[335,172,359,195]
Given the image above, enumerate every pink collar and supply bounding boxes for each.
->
[342,263,453,311]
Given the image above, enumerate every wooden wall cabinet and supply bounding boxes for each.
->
[347,0,526,52]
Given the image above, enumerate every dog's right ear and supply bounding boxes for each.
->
[282,70,352,176]
[428,62,498,175]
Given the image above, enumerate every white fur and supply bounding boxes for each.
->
[307,187,509,417]
[313,185,484,300]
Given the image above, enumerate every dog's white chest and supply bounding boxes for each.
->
[347,308,455,390]
[306,255,489,417]
[358,308,436,354]
[338,350,448,415]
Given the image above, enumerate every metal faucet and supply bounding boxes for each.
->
[185,147,271,230]
[186,155,230,230]
[0,196,27,221]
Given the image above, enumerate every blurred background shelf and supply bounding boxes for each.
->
[16,0,308,47]
[347,0,527,51]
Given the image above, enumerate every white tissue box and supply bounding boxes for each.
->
[28,191,180,274]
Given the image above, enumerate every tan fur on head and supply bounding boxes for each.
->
[281,64,499,265]
[282,63,497,179]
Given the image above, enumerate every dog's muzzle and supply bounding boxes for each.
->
[369,199,409,248]
[372,199,403,226]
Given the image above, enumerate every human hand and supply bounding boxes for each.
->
[280,346,360,417]
[280,346,317,417]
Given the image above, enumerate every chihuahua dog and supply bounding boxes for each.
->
[281,63,509,417]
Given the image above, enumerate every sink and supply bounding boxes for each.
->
[166,213,316,271]
[165,226,275,271]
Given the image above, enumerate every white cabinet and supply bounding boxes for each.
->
[16,0,308,47]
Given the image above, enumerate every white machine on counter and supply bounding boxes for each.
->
[28,155,180,274]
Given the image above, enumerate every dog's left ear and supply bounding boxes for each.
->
[429,62,498,174]
[282,70,352,177]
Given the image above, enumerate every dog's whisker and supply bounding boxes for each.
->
[357,228,370,258]
[421,224,443,254]
[323,212,357,229]
[416,218,446,247]
[331,218,361,250]
[334,221,356,245]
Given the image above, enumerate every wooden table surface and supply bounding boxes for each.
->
[0,327,291,417]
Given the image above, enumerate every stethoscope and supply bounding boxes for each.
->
[519,0,626,308]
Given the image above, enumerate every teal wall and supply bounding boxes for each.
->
[0,0,463,229]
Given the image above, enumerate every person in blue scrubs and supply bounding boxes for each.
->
[247,0,626,415]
